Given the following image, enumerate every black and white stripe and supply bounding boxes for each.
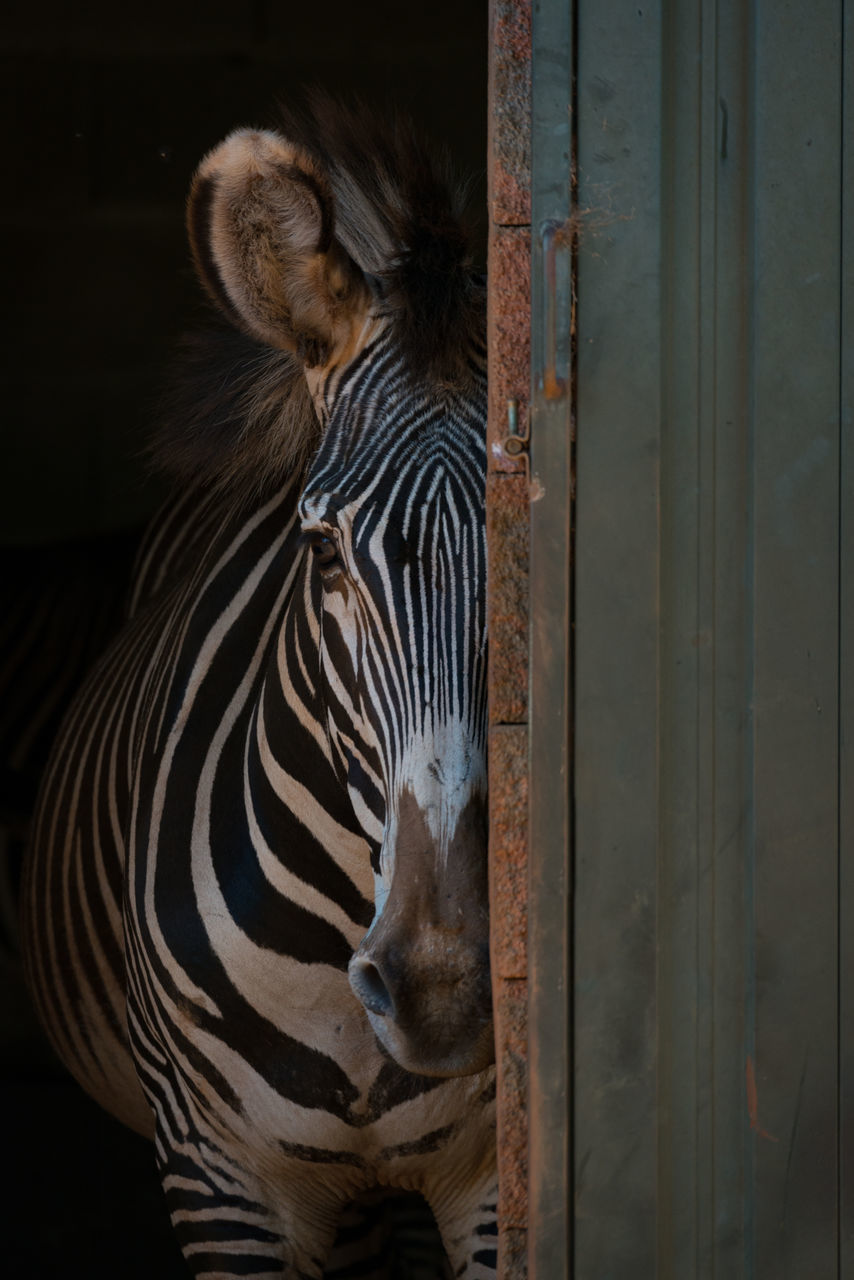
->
[23,103,496,1280]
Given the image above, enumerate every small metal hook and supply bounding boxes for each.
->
[503,399,530,476]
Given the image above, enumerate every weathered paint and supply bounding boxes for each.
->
[567,0,849,1276]
[497,1,850,1274]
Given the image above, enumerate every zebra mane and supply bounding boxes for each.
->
[152,324,320,497]
[153,97,485,494]
[277,95,486,383]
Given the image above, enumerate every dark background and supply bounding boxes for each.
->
[1,0,488,545]
[1,2,488,1273]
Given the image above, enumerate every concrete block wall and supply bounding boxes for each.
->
[487,1,531,1275]
[1,1,487,543]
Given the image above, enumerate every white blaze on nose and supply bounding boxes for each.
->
[372,716,485,910]
[366,717,483,933]
[401,715,485,849]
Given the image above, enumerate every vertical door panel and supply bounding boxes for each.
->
[840,5,853,1271]
[529,0,849,1273]
[751,5,842,1273]
[528,0,573,1273]
[572,2,663,1272]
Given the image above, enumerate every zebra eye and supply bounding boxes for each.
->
[309,533,341,576]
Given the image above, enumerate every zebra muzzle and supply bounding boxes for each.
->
[347,926,493,1078]
[347,788,493,1076]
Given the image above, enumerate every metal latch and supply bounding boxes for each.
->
[541,219,571,401]
[503,398,530,474]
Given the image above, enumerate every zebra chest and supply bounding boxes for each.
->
[126,896,493,1180]
[124,838,492,1143]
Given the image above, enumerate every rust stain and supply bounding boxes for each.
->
[745,1054,779,1143]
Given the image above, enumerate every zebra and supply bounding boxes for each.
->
[21,100,497,1279]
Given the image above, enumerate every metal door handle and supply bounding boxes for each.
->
[542,220,570,401]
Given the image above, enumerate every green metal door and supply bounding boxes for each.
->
[528,1,852,1274]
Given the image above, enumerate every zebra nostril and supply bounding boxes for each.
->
[349,955,394,1019]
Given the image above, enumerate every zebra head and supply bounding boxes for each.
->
[188,110,493,1079]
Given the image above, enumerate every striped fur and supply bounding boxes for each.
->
[22,103,495,1279]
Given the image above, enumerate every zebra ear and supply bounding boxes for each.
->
[187,128,370,367]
